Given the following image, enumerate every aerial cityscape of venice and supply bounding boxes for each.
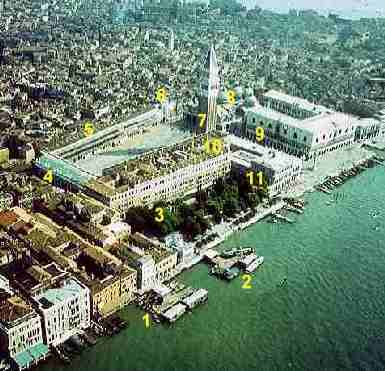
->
[0,0,385,370]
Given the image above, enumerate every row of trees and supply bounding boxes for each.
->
[125,170,268,241]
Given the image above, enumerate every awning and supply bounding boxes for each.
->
[14,350,33,370]
[28,342,49,361]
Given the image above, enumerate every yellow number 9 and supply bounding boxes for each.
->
[256,127,265,142]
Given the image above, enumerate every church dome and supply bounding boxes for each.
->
[234,86,243,97]
[244,96,257,107]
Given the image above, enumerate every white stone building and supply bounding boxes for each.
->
[34,277,90,346]
[245,105,357,161]
[354,117,382,142]
[226,135,302,197]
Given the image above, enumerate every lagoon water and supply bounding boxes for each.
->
[41,165,385,371]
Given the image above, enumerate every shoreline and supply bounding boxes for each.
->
[176,146,384,274]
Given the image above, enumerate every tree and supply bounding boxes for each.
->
[196,189,208,207]
[223,197,239,217]
[213,178,225,196]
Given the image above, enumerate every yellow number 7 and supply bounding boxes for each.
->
[198,113,206,128]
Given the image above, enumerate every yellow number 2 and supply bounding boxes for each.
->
[242,274,252,289]
[155,207,164,223]
[43,169,53,184]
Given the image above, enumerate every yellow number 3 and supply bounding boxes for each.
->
[155,207,164,222]
[242,274,252,289]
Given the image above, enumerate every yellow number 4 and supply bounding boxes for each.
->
[43,169,53,184]
[198,113,206,128]
[256,127,265,142]
[143,313,150,328]
[155,207,164,222]
[242,274,252,289]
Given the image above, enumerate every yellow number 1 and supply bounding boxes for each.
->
[246,170,254,185]
[143,313,150,328]
[242,274,252,289]
[256,171,263,186]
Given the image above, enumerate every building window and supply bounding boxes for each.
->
[322,134,326,140]
[259,121,264,126]
[293,133,297,139]
[316,138,319,143]
[252,117,256,123]
[284,129,287,135]
[303,136,306,142]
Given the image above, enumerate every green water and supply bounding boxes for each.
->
[41,166,385,371]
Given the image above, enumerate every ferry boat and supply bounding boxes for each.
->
[239,254,264,273]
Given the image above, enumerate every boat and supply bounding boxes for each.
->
[221,247,254,258]
[245,256,264,273]
[53,345,71,364]
[268,218,278,223]
[223,267,239,281]
[278,278,287,287]
[80,332,97,346]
